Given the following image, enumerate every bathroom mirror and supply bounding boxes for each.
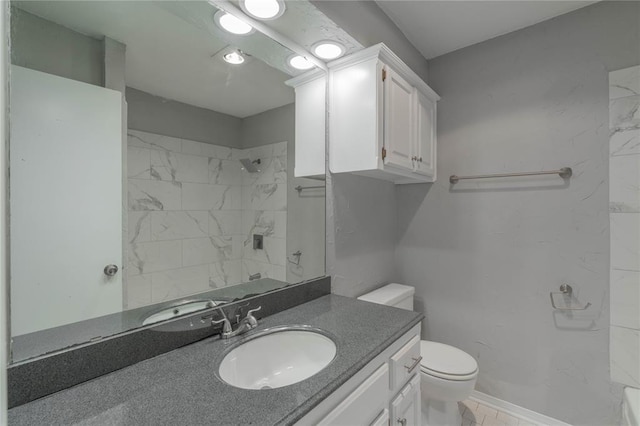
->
[7,1,326,362]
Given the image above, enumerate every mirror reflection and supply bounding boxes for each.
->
[8,1,326,362]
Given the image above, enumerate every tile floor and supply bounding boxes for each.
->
[459,399,539,426]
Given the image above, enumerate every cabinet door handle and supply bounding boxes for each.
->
[397,418,407,426]
[404,356,422,373]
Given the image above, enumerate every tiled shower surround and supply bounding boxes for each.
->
[126,129,287,309]
[609,65,640,388]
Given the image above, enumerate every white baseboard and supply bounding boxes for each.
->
[470,391,572,426]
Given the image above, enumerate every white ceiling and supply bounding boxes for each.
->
[15,1,295,118]
[376,1,597,59]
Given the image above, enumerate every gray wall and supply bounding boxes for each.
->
[395,2,640,424]
[10,8,103,86]
[242,103,326,284]
[242,103,294,148]
[327,174,397,297]
[311,0,428,82]
[126,87,242,147]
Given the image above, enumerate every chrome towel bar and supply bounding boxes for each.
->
[450,167,572,184]
[295,185,325,192]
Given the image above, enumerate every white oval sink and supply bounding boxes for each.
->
[218,329,337,390]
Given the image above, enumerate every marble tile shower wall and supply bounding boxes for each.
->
[609,65,640,389]
[240,142,288,284]
[125,129,287,309]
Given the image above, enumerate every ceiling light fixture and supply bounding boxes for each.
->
[288,55,315,71]
[240,0,285,20]
[312,41,345,60]
[223,50,245,64]
[214,10,254,35]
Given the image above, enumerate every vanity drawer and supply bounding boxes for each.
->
[390,335,421,391]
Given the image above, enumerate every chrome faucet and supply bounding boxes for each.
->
[204,306,262,339]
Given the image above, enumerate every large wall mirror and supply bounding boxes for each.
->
[8,1,329,362]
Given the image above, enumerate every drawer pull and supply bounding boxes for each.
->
[404,356,422,373]
[397,418,407,426]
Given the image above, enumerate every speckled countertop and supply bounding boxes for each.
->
[8,295,423,426]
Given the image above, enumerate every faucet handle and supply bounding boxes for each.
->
[247,306,261,317]
[211,317,232,334]
[244,306,261,328]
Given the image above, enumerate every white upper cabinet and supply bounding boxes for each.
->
[286,70,326,179]
[384,67,415,171]
[329,43,440,184]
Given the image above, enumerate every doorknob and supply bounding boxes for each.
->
[103,264,119,276]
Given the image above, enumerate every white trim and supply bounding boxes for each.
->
[0,2,8,424]
[328,43,440,101]
[285,69,325,88]
[470,391,571,426]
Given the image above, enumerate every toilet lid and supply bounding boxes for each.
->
[420,341,478,378]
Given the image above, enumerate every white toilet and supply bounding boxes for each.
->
[358,283,478,426]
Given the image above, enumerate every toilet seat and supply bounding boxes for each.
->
[420,340,478,381]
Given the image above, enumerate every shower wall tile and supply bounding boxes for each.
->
[209,210,243,236]
[242,210,277,238]
[150,150,209,184]
[610,66,640,100]
[126,274,152,309]
[610,325,640,388]
[609,154,640,212]
[241,236,286,266]
[209,159,242,185]
[611,269,640,329]
[609,66,640,388]
[127,147,150,179]
[150,265,210,303]
[126,131,287,309]
[272,141,287,157]
[150,211,208,241]
[128,130,181,153]
[610,130,640,157]
[209,260,242,289]
[128,179,181,211]
[610,214,640,273]
[242,183,287,211]
[128,211,151,244]
[610,95,640,132]
[128,240,182,275]
[182,183,239,210]
[182,236,236,267]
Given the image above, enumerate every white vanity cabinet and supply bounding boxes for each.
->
[329,43,439,184]
[285,70,326,179]
[297,324,422,426]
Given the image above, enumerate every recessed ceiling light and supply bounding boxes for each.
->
[312,41,345,60]
[240,0,285,20]
[214,10,254,35]
[223,51,245,64]
[288,55,315,71]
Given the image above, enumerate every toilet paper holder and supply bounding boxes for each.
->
[550,284,591,311]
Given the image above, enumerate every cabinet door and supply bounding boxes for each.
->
[413,90,436,178]
[318,363,389,426]
[383,66,414,171]
[390,375,421,426]
[294,75,326,178]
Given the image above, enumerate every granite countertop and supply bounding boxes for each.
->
[8,295,423,426]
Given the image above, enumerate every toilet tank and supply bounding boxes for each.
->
[357,283,415,311]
